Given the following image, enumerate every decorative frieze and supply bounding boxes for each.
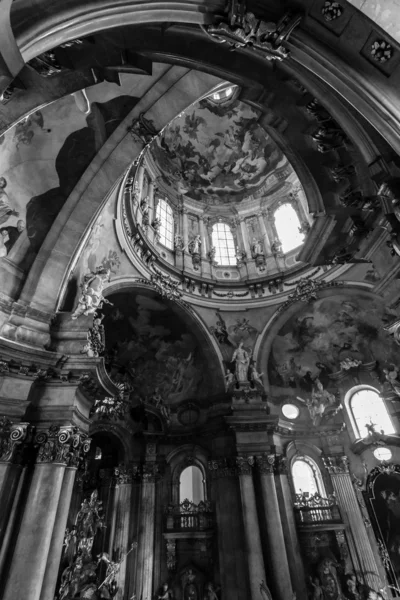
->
[35,425,90,466]
[0,417,32,463]
[323,454,349,474]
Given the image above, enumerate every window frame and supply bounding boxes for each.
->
[273,202,305,254]
[345,384,395,440]
[211,221,236,266]
[155,197,174,250]
[291,456,326,497]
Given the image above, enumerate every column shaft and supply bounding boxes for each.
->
[3,463,65,600]
[113,483,133,600]
[258,212,271,253]
[238,470,267,600]
[0,463,22,545]
[136,478,156,599]
[182,209,189,247]
[199,217,208,258]
[40,467,77,600]
[240,218,251,255]
[259,472,292,600]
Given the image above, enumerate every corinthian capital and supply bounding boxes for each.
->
[35,425,90,466]
[256,454,276,474]
[322,454,349,474]
[0,417,31,463]
[236,455,255,476]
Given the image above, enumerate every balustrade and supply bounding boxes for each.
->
[294,492,342,525]
[165,499,213,532]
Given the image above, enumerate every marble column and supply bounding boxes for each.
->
[39,467,77,600]
[136,164,145,201]
[209,459,249,599]
[275,460,307,600]
[3,425,89,600]
[112,465,135,600]
[182,208,189,248]
[148,181,155,220]
[0,420,30,547]
[239,217,251,256]
[236,456,269,600]
[256,454,292,600]
[323,455,382,591]
[136,462,158,600]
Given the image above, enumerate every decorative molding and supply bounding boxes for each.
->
[277,279,344,313]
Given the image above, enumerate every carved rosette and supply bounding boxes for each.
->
[35,425,90,466]
[0,417,31,463]
[236,455,255,476]
[322,454,349,474]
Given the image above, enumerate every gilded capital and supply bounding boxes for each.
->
[0,417,32,463]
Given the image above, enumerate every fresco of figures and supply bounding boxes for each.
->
[150,97,289,203]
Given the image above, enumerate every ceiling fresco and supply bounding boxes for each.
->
[102,291,209,407]
[149,97,291,204]
[267,293,400,408]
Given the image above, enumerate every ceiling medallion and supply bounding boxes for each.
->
[370,40,393,64]
[321,1,343,22]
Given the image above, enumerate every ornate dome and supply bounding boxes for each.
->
[147,91,299,205]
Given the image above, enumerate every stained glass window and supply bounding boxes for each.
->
[212,222,236,266]
[274,203,304,253]
[156,198,174,250]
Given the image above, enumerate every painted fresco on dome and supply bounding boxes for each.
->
[268,295,400,394]
[150,98,286,203]
[102,291,207,406]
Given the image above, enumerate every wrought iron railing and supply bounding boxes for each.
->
[165,499,214,532]
[294,492,342,525]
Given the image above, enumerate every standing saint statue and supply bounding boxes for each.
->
[231,341,250,383]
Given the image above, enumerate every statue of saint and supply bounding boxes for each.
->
[231,342,250,383]
[251,238,263,257]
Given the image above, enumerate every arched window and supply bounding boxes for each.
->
[348,386,395,438]
[292,457,325,496]
[180,465,205,504]
[211,222,236,266]
[156,198,174,250]
[274,203,304,253]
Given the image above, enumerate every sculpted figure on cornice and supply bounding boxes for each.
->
[231,341,251,383]
[72,266,113,320]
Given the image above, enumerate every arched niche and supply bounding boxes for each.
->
[256,287,399,397]
[100,285,225,408]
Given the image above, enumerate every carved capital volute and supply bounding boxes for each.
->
[256,454,275,474]
[208,458,237,479]
[0,417,32,463]
[236,455,254,476]
[35,425,91,466]
[114,463,133,485]
[322,454,349,474]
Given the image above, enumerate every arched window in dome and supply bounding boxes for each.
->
[156,198,174,250]
[274,203,304,253]
[292,456,325,496]
[347,386,395,439]
[212,222,236,266]
[180,465,205,504]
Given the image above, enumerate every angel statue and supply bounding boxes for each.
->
[250,363,264,390]
[297,377,339,426]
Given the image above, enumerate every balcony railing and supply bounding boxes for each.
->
[165,499,214,532]
[294,492,342,525]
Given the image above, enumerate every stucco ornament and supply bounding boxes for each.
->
[370,40,393,64]
[72,266,113,319]
[321,1,343,22]
[297,377,341,426]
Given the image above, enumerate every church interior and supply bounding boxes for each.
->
[2,1,400,599]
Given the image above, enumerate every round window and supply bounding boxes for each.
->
[282,403,300,420]
[373,447,392,461]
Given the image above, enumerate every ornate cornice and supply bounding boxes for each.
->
[0,417,32,464]
[35,425,90,466]
[322,454,349,474]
